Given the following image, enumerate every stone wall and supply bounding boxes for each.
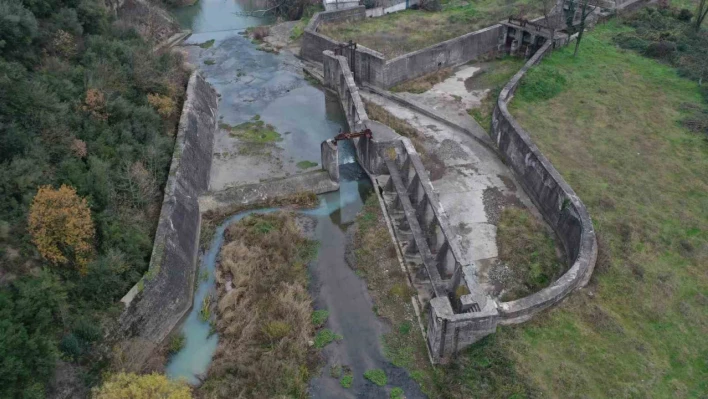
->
[116,72,218,367]
[302,8,503,88]
[490,40,598,324]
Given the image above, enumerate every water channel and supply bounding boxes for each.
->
[165,1,425,397]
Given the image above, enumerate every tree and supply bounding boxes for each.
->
[570,0,599,57]
[93,373,192,399]
[28,184,94,273]
[696,0,708,31]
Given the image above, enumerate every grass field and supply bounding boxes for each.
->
[493,21,708,397]
[319,0,542,57]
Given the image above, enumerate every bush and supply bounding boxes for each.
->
[644,40,677,60]
[168,333,185,355]
[364,369,387,386]
[311,309,329,327]
[518,65,567,102]
[677,8,692,21]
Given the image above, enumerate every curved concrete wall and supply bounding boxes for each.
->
[116,72,218,366]
[491,41,598,324]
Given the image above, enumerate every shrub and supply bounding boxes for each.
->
[518,65,567,102]
[28,185,95,273]
[364,369,387,386]
[314,329,342,348]
[147,93,176,117]
[93,373,192,399]
[390,387,405,399]
[168,333,186,355]
[644,40,677,60]
[251,26,269,41]
[311,309,329,327]
[677,8,693,21]
[262,320,292,341]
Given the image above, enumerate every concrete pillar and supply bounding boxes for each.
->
[320,139,339,182]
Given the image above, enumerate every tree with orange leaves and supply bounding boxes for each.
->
[28,185,94,273]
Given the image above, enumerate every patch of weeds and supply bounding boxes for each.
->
[364,369,387,386]
[390,387,405,399]
[220,118,282,143]
[204,58,216,65]
[340,367,353,388]
[330,364,342,378]
[517,64,567,102]
[296,160,318,169]
[398,321,412,335]
[311,309,329,328]
[262,320,291,341]
[199,294,212,322]
[167,333,185,355]
[314,329,342,348]
[198,39,215,49]
[496,207,564,301]
[199,269,209,282]
[391,68,453,93]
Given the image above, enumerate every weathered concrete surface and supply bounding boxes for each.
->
[116,72,218,367]
[302,7,504,89]
[383,24,504,88]
[321,140,340,182]
[362,90,540,298]
[198,170,339,213]
[491,40,597,324]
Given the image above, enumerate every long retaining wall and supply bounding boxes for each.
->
[302,7,503,88]
[116,72,218,367]
[490,40,598,324]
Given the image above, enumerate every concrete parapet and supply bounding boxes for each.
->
[116,72,218,367]
[491,41,598,324]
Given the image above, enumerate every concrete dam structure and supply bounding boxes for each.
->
[318,36,597,362]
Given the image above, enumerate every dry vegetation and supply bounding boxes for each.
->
[199,212,319,398]
[199,192,318,249]
[390,68,453,93]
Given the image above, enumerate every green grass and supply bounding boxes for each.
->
[465,57,526,132]
[198,39,215,49]
[203,58,216,65]
[319,0,543,57]
[296,160,318,169]
[352,195,438,395]
[364,369,387,386]
[496,20,708,397]
[340,372,353,388]
[390,387,405,399]
[291,4,324,40]
[314,329,342,348]
[496,207,565,301]
[311,309,329,327]
[219,117,282,144]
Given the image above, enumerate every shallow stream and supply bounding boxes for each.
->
[165,2,424,397]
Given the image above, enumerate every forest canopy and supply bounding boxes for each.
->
[0,0,187,396]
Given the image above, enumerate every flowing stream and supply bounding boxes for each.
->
[165,2,425,397]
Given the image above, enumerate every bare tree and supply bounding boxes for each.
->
[696,0,708,31]
[570,0,599,57]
